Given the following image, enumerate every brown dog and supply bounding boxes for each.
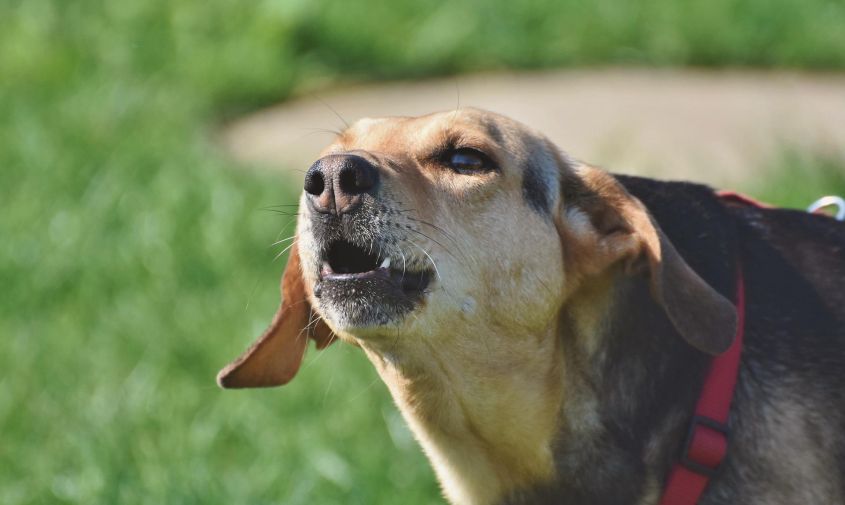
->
[218,109,845,505]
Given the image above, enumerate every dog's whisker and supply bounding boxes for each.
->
[308,93,351,129]
[302,329,335,372]
[296,129,343,142]
[402,220,480,276]
[347,376,382,404]
[294,321,310,349]
[321,366,337,407]
[406,228,458,261]
[302,126,344,137]
[405,240,442,284]
[273,240,297,262]
[269,235,296,248]
[243,277,262,312]
[262,209,300,217]
[408,217,458,241]
[393,202,463,250]
[405,229,479,281]
[405,223,478,272]
[305,310,321,330]
[405,216,461,247]
[393,203,471,260]
[277,215,299,235]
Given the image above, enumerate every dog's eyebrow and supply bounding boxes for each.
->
[482,121,505,145]
[427,131,497,161]
[523,162,553,216]
[522,146,560,217]
[426,135,456,159]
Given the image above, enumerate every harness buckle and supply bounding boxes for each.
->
[680,415,730,478]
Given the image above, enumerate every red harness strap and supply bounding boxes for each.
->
[658,271,744,505]
[659,192,750,505]
[714,191,772,209]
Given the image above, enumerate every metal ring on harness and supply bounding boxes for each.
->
[807,196,845,221]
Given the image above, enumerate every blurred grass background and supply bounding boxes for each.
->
[2,1,844,504]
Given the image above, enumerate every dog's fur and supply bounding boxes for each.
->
[218,109,845,505]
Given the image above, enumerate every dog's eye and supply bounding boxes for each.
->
[446,148,494,174]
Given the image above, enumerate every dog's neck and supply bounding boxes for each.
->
[356,273,712,505]
[508,274,713,505]
[358,321,565,505]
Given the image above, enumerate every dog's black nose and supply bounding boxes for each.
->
[304,154,379,215]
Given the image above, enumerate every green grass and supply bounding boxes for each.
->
[2,0,845,504]
[745,152,845,210]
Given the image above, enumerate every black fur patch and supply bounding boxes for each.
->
[522,161,553,216]
[483,119,505,145]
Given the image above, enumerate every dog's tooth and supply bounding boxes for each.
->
[380,258,391,269]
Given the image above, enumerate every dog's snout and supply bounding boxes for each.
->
[305,154,379,215]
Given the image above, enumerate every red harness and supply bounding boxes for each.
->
[658,271,745,505]
[657,188,845,504]
[658,190,754,505]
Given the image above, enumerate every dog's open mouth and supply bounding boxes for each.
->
[319,239,432,294]
[314,238,433,328]
[320,240,431,295]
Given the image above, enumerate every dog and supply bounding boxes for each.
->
[218,108,845,505]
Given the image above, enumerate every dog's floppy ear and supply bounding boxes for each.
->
[559,165,737,355]
[217,242,335,388]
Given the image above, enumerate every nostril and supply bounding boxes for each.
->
[355,164,378,192]
[304,169,325,196]
[338,168,358,194]
[338,159,378,195]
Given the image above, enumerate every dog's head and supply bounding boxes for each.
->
[218,108,736,388]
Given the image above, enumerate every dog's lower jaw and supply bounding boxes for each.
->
[358,329,564,505]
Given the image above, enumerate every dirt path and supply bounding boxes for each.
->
[221,69,845,187]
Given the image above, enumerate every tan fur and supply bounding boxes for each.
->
[291,110,573,503]
[317,111,570,503]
